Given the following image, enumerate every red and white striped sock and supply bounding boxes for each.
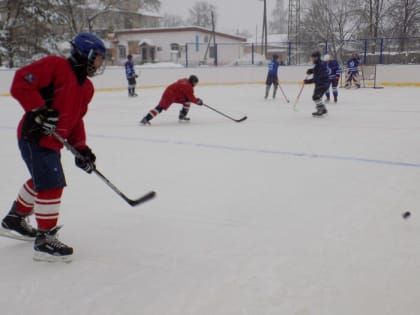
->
[15,179,37,216]
[35,188,63,231]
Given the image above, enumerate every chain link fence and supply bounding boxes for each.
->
[182,37,420,67]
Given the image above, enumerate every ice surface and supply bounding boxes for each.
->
[1,84,420,315]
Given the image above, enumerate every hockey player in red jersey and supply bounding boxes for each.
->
[0,33,106,262]
[140,75,203,125]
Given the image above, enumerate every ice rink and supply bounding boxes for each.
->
[1,84,420,315]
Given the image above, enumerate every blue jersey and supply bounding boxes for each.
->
[327,60,341,80]
[347,57,359,73]
[125,60,135,79]
[267,60,280,76]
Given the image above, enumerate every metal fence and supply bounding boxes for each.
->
[183,37,420,67]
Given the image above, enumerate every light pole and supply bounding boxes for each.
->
[258,0,268,58]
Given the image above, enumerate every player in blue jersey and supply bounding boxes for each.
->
[125,55,138,97]
[345,53,361,89]
[304,51,330,117]
[324,54,341,103]
[264,54,280,99]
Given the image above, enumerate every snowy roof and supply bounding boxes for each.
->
[115,26,247,42]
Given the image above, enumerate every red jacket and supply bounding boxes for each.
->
[12,56,94,151]
[160,78,199,107]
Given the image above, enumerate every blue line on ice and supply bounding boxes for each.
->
[90,133,420,169]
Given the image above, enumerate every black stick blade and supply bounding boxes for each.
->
[235,116,247,123]
[126,191,156,207]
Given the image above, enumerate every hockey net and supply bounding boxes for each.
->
[360,64,384,89]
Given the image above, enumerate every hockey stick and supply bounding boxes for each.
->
[52,132,156,207]
[203,104,247,123]
[293,77,308,111]
[278,83,290,103]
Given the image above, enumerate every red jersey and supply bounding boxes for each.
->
[12,56,94,151]
[159,78,199,108]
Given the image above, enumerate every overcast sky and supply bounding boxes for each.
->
[160,0,278,36]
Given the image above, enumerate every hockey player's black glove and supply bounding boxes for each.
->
[303,79,313,84]
[75,147,96,174]
[197,98,204,105]
[22,107,59,143]
[135,74,139,78]
[306,68,314,75]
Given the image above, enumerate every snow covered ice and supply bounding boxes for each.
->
[1,84,420,315]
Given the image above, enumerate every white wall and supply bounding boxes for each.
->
[0,64,419,96]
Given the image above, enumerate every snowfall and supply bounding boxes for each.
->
[1,83,420,315]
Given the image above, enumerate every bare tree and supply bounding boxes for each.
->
[161,13,185,27]
[269,0,288,34]
[388,0,420,51]
[188,1,217,29]
[300,0,358,62]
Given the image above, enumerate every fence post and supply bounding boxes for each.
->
[379,38,384,64]
[214,43,218,66]
[325,41,328,54]
[185,44,188,68]
[288,42,292,65]
[251,43,255,65]
[363,39,367,64]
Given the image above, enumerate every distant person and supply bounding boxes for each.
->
[345,53,361,89]
[324,54,341,103]
[304,51,330,117]
[0,32,106,262]
[125,54,138,97]
[140,75,203,125]
[265,54,280,99]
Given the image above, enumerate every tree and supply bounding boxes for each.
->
[161,13,185,27]
[387,0,420,51]
[269,0,287,34]
[300,0,359,62]
[188,1,217,29]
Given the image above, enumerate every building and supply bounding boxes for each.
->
[245,34,289,64]
[109,26,247,66]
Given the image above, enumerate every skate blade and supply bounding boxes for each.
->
[178,120,191,123]
[0,227,35,242]
[33,251,73,263]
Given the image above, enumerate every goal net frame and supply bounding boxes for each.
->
[360,64,384,89]
[339,64,384,89]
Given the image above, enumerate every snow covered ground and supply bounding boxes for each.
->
[1,84,420,315]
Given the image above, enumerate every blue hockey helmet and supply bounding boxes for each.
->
[71,32,106,77]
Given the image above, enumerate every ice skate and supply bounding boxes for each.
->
[178,115,191,122]
[334,96,338,103]
[0,202,37,241]
[140,117,151,126]
[33,226,73,263]
[325,96,330,103]
[312,106,328,117]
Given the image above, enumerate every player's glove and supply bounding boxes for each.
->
[75,147,96,174]
[306,68,314,75]
[197,98,204,105]
[21,107,59,143]
[303,79,312,84]
[335,76,340,81]
[135,74,139,78]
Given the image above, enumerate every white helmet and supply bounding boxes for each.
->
[323,54,331,61]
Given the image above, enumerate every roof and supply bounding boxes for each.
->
[115,26,247,42]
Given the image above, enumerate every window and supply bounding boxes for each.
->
[170,43,180,51]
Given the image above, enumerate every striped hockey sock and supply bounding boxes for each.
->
[35,188,63,231]
[15,179,37,215]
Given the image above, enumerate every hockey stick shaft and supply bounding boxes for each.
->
[203,104,247,123]
[278,83,290,103]
[293,77,308,110]
[52,132,155,207]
